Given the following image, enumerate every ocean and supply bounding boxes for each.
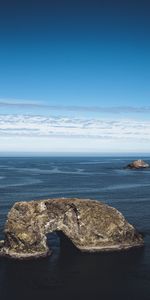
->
[0,156,150,300]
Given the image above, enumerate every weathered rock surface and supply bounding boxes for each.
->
[0,198,143,259]
[127,159,149,169]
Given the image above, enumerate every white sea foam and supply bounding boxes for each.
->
[0,179,42,188]
[0,166,106,175]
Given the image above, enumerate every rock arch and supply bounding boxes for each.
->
[0,198,143,259]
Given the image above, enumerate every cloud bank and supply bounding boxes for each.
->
[0,114,150,140]
[1,100,150,114]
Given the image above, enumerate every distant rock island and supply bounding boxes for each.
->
[0,198,143,259]
[127,159,149,169]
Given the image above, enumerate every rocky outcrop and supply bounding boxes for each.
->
[0,198,143,259]
[127,159,149,169]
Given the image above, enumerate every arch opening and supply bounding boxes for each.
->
[46,231,79,255]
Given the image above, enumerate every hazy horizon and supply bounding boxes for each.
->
[0,151,150,157]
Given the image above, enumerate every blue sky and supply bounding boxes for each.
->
[0,0,150,153]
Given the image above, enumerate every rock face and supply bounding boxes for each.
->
[127,159,149,169]
[0,198,143,259]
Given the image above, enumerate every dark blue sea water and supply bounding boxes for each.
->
[0,156,150,300]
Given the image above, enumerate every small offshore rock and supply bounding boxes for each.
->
[0,198,144,259]
[126,159,149,169]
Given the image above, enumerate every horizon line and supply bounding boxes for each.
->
[0,151,150,157]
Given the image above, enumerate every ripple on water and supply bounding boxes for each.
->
[0,178,42,188]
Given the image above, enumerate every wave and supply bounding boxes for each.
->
[0,166,106,175]
[0,178,42,188]
[103,183,150,191]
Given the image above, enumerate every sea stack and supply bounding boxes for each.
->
[127,159,149,169]
[0,198,144,259]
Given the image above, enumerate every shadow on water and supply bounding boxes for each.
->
[0,234,149,300]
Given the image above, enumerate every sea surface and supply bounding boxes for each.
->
[0,156,150,300]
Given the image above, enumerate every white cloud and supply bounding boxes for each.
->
[0,114,150,140]
[0,114,150,153]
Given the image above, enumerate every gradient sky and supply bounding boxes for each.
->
[0,0,150,153]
